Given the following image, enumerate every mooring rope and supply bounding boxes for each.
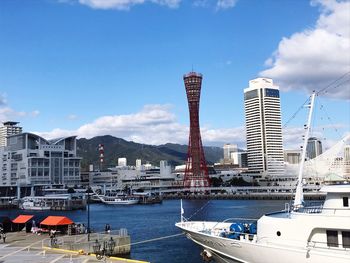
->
[186,200,211,221]
[115,233,185,248]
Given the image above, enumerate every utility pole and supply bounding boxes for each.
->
[87,185,91,242]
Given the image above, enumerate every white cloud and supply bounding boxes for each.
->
[0,95,40,121]
[0,107,25,121]
[201,126,245,146]
[31,110,40,117]
[193,0,237,10]
[193,0,210,8]
[260,0,350,100]
[35,104,246,146]
[67,114,78,120]
[76,0,180,10]
[216,0,237,10]
[0,94,7,106]
[282,123,348,150]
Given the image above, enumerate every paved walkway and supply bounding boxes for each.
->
[0,232,148,263]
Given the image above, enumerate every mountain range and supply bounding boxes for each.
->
[77,135,224,171]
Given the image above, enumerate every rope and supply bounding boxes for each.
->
[282,97,310,129]
[318,102,344,142]
[316,71,350,96]
[283,71,350,129]
[114,233,185,248]
[187,200,211,221]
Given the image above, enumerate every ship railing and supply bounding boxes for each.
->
[294,205,349,214]
[210,217,258,229]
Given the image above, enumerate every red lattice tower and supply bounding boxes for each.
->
[183,72,210,188]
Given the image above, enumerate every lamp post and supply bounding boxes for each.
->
[87,185,91,241]
[92,237,116,261]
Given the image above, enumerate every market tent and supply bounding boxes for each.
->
[40,216,73,226]
[12,215,34,224]
[12,215,34,232]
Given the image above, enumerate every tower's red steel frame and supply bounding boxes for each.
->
[183,72,210,188]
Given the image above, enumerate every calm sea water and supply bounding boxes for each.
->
[0,199,286,263]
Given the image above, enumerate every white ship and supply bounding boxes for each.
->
[97,195,139,205]
[176,93,350,263]
[20,198,51,211]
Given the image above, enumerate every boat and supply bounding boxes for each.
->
[175,93,350,263]
[133,192,163,204]
[97,195,139,205]
[20,198,51,211]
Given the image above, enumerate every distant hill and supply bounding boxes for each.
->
[77,135,223,171]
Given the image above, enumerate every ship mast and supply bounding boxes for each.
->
[293,92,316,209]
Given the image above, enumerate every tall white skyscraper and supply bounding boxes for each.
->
[223,143,238,161]
[0,121,22,147]
[244,78,284,177]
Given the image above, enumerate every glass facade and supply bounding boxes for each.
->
[265,88,280,98]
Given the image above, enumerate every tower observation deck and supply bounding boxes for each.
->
[183,72,210,188]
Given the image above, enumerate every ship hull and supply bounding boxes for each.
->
[177,224,350,263]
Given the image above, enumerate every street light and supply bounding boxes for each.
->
[86,185,92,241]
[93,237,116,261]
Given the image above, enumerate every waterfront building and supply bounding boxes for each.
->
[118,157,127,167]
[0,121,22,147]
[244,78,284,177]
[0,133,81,186]
[230,152,248,168]
[345,145,350,161]
[284,150,301,164]
[136,159,142,170]
[82,161,180,191]
[307,137,323,160]
[160,160,171,176]
[223,144,238,162]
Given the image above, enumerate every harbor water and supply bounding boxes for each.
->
[0,199,286,263]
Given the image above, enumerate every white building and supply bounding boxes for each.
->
[160,160,171,177]
[0,133,81,186]
[118,157,127,167]
[244,78,284,177]
[345,145,350,162]
[230,152,248,168]
[284,150,301,164]
[136,159,142,169]
[223,144,238,162]
[0,121,22,147]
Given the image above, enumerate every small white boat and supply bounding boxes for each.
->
[176,93,350,263]
[97,195,139,205]
[20,198,51,211]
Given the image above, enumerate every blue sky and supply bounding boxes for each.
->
[0,0,349,149]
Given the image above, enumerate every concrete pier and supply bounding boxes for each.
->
[0,232,147,263]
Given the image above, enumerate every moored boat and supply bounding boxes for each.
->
[97,195,139,205]
[20,198,51,211]
[175,93,350,263]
